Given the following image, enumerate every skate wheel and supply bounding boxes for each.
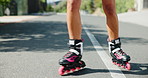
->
[117,63,121,67]
[65,70,70,73]
[121,65,125,68]
[112,62,116,65]
[125,62,131,70]
[76,67,81,70]
[58,66,66,75]
[71,68,76,72]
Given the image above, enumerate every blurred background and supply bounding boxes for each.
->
[0,0,148,16]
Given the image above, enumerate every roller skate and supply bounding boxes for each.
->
[108,38,131,70]
[58,39,86,75]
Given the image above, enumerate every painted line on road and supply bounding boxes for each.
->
[83,26,126,78]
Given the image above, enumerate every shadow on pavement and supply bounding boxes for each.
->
[122,63,148,75]
[0,20,148,53]
[68,68,110,76]
[0,20,100,53]
[66,63,148,76]
[84,24,148,51]
[0,21,69,52]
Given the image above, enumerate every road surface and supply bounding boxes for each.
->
[0,13,148,78]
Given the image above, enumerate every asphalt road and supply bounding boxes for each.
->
[0,14,148,78]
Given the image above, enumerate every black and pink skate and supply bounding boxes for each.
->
[58,59,86,75]
[108,38,131,70]
[58,40,86,75]
[111,49,131,70]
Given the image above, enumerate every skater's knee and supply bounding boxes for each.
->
[103,4,116,16]
[67,0,81,12]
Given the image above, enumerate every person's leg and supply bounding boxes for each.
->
[102,0,131,70]
[67,0,82,39]
[102,0,118,41]
[66,0,83,55]
[58,0,86,75]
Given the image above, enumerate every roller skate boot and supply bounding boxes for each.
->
[58,39,86,75]
[108,38,131,70]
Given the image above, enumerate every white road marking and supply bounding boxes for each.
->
[83,26,126,78]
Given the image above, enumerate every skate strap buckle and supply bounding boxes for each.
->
[69,49,80,55]
[112,48,121,53]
